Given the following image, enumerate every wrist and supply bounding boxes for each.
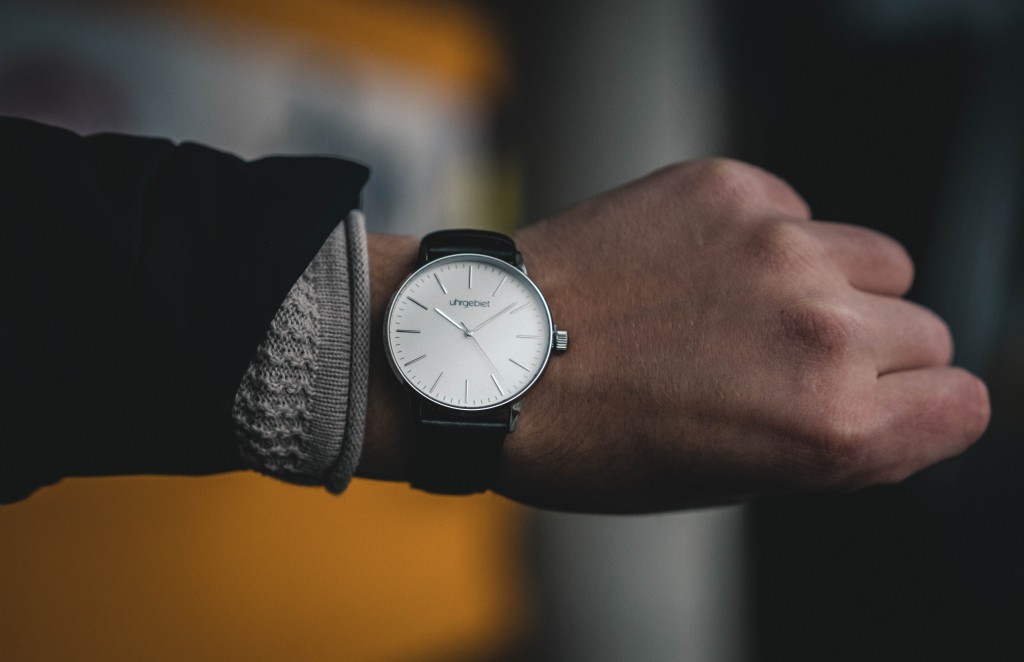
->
[356,232,419,481]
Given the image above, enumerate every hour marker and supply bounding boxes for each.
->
[491,374,504,396]
[509,302,530,315]
[492,276,508,297]
[464,379,469,401]
[468,265,473,289]
[397,329,421,333]
[404,354,427,367]
[408,297,428,310]
[434,273,448,294]
[509,358,529,371]
[515,334,541,339]
[430,372,444,393]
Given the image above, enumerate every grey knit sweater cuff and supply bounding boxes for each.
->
[232,210,371,494]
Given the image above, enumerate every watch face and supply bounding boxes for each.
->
[385,253,554,412]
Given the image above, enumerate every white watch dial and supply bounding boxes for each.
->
[385,253,554,411]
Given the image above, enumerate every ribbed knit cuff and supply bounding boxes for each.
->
[324,211,370,493]
[232,210,370,493]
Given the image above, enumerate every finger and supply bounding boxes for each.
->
[809,222,914,296]
[854,292,954,374]
[863,367,990,484]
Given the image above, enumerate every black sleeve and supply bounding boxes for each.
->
[0,117,370,503]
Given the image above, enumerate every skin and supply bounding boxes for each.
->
[360,159,991,514]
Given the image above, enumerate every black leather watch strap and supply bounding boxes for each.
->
[410,409,508,495]
[418,229,520,267]
[408,229,519,495]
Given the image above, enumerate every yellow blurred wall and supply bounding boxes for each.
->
[0,475,530,661]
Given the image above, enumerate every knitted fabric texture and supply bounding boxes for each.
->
[233,211,370,493]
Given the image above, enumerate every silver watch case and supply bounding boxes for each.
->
[382,252,557,419]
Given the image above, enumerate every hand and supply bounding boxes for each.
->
[361,159,990,514]
[499,159,990,512]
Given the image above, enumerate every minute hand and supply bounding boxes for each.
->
[466,301,517,335]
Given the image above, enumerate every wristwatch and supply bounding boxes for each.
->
[383,229,568,494]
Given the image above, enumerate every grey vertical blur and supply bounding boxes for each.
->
[915,16,1024,376]
[513,2,746,661]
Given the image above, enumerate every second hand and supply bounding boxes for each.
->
[462,322,503,380]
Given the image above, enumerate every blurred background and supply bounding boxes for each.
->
[1,0,1022,660]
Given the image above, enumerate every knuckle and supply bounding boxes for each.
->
[686,158,809,218]
[931,315,955,365]
[799,402,873,487]
[956,369,991,441]
[908,303,954,366]
[746,219,824,273]
[653,159,811,220]
[687,158,764,212]
[887,237,915,282]
[869,231,916,295]
[695,157,756,181]
[780,300,862,360]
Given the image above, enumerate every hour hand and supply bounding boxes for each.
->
[434,307,465,332]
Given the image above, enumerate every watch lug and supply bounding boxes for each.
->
[508,402,522,433]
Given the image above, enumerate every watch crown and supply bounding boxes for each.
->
[554,328,569,352]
